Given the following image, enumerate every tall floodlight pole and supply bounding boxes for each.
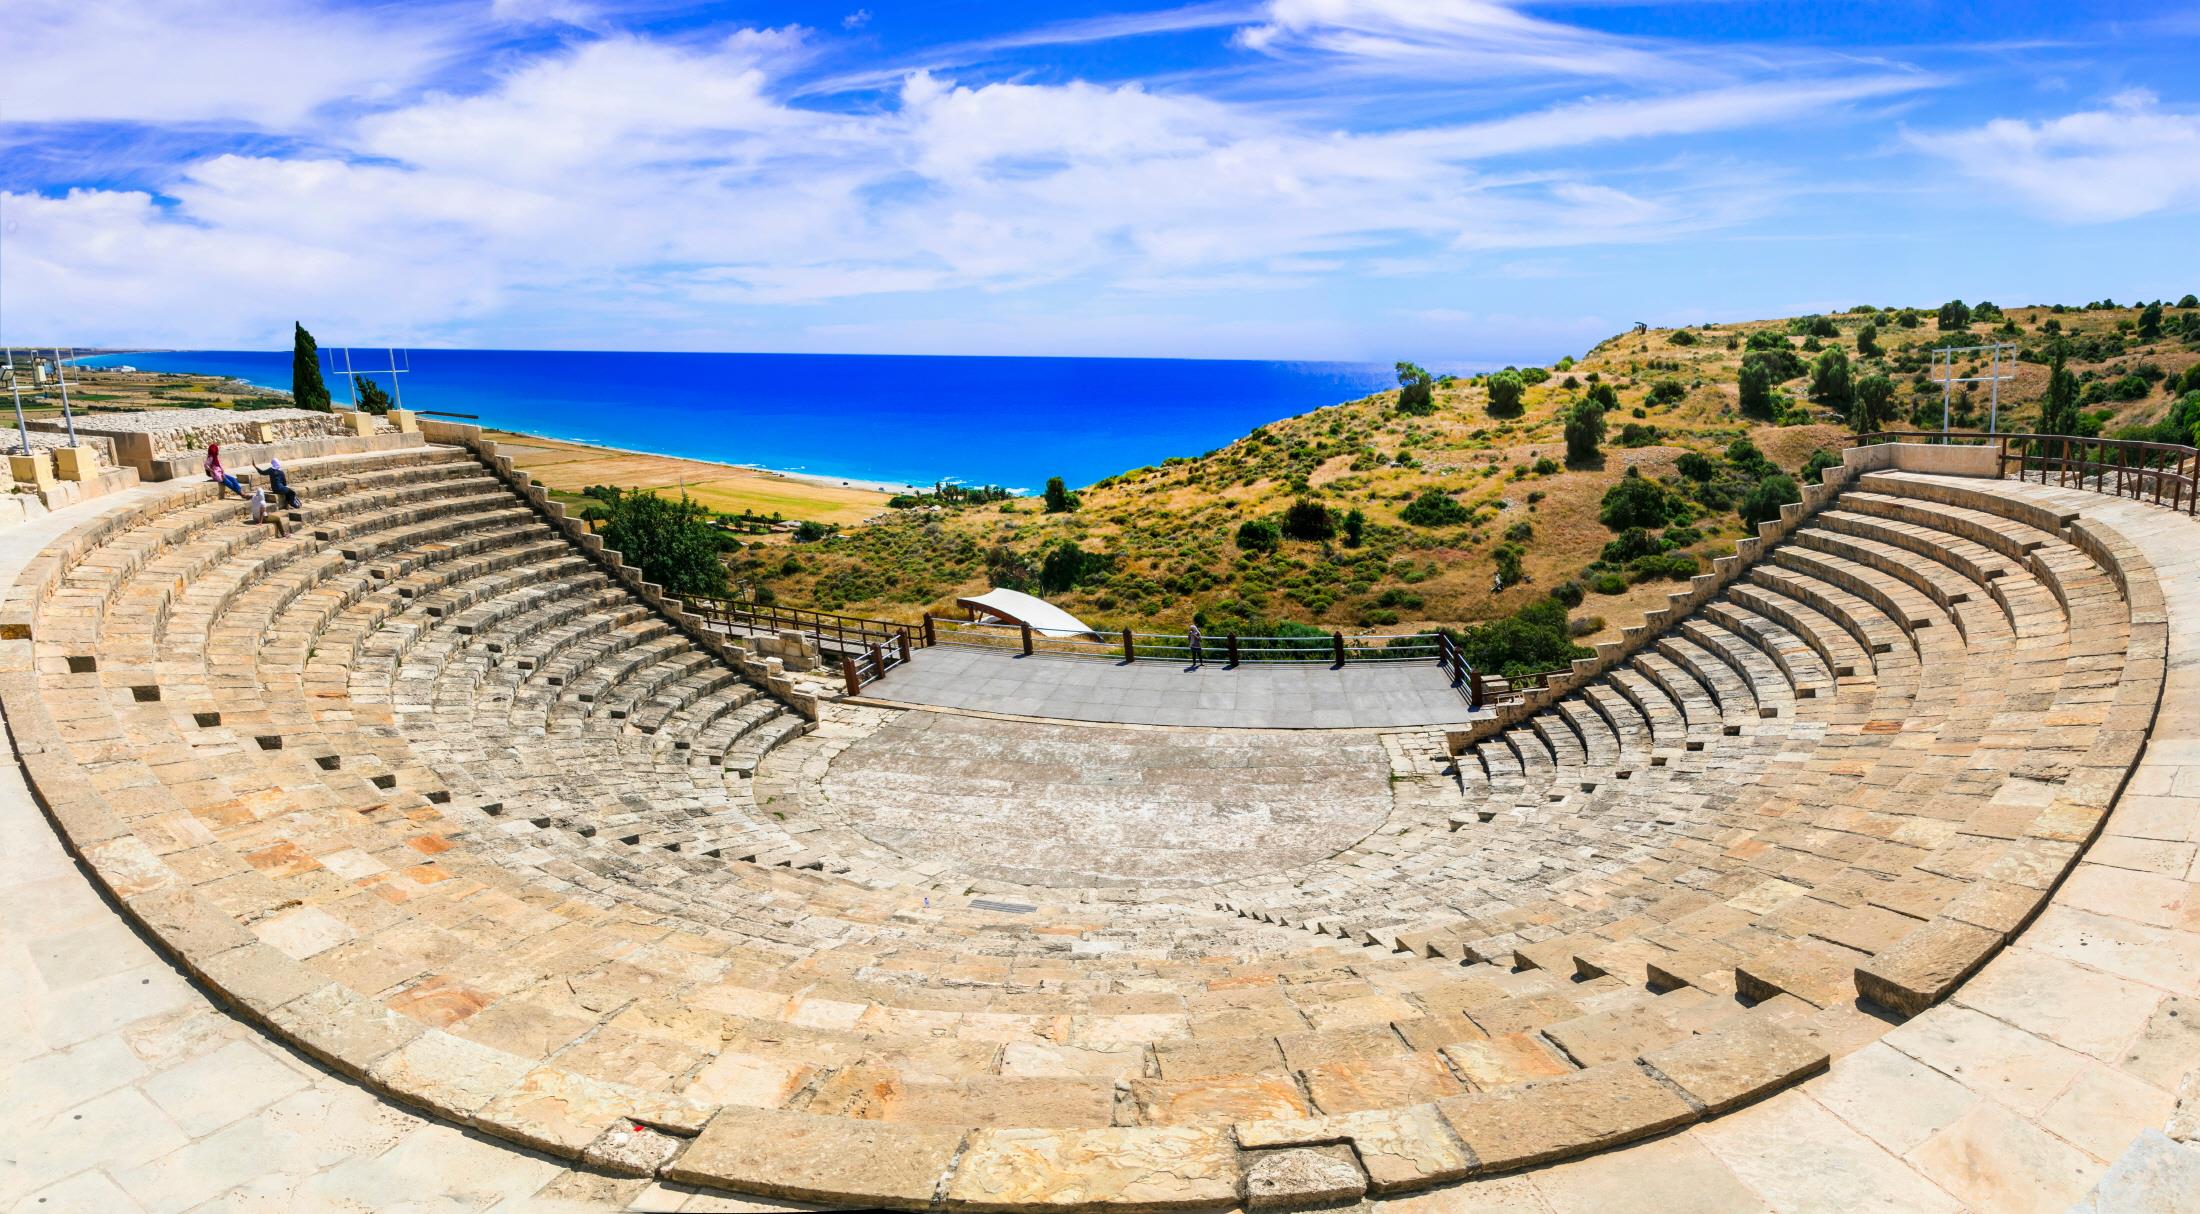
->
[1932,342,2018,436]
[49,349,77,446]
[1989,344,2001,435]
[342,347,359,408]
[1939,349,1951,434]
[5,350,29,456]
[387,349,405,412]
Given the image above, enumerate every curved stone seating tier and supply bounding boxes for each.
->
[0,448,2169,1212]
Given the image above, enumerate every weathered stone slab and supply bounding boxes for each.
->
[265,981,426,1077]
[664,1106,964,1211]
[943,1126,1241,1212]
[1856,917,2004,1016]
[580,1120,684,1178]
[473,1064,712,1157]
[1241,1145,1368,1210]
[1640,1018,1828,1114]
[365,1028,533,1121]
[1236,1105,1471,1193]
[1436,1063,1699,1173]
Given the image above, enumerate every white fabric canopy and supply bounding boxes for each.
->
[956,588,1100,639]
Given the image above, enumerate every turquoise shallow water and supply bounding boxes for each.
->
[70,349,1467,491]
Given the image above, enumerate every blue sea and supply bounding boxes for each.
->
[68,350,1442,491]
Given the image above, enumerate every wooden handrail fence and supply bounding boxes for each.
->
[1853,431,2200,514]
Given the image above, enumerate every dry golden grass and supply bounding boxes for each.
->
[484,432,892,525]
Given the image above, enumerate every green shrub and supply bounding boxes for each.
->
[1739,473,1800,528]
[1590,571,1628,595]
[1486,371,1526,417]
[593,488,730,599]
[1236,518,1280,552]
[1676,451,1715,480]
[1400,488,1471,527]
[1598,467,1678,530]
[1601,527,1661,563]
[1563,397,1605,464]
[1492,543,1524,587]
[1668,329,1698,346]
[1453,598,1592,679]
[1281,499,1335,541]
[1810,346,1853,410]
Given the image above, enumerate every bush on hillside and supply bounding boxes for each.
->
[1598,467,1679,530]
[1938,299,1972,330]
[1853,373,1896,434]
[1395,361,1437,415]
[1810,345,1854,411]
[1282,498,1335,541]
[590,488,730,599]
[1235,518,1280,552]
[1400,488,1471,527]
[1563,396,1606,464]
[1453,597,1592,679]
[1486,371,1526,417]
[1739,473,1800,529]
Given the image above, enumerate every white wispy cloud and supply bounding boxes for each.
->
[0,0,1973,352]
[0,0,460,127]
[1907,91,2200,223]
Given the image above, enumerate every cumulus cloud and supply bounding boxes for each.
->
[1908,92,2200,223]
[0,0,456,127]
[0,0,1951,350]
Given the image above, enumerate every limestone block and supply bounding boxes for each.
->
[945,1126,1241,1211]
[1640,1018,1827,1114]
[1236,1105,1471,1193]
[664,1106,963,1211]
[389,408,419,433]
[1242,1145,1368,1210]
[250,421,276,443]
[9,449,54,489]
[364,1028,533,1120]
[336,409,375,437]
[474,1065,711,1158]
[50,445,95,480]
[266,982,427,1078]
[1436,1063,1698,1173]
[1855,917,2003,1016]
[582,1121,683,1177]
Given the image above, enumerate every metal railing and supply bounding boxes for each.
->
[928,615,1439,666]
[1854,431,2200,514]
[688,596,924,655]
[836,633,915,697]
[685,595,921,694]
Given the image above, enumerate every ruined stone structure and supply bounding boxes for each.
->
[4,436,2196,1211]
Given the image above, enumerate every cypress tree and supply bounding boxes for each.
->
[291,323,332,412]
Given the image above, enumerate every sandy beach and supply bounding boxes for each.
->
[480,429,899,525]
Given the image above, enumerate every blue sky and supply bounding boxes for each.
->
[3,1,2197,362]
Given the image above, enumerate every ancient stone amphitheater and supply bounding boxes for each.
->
[5,425,2197,1212]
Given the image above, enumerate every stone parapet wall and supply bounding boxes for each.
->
[35,407,400,478]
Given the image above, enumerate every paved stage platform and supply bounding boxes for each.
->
[858,644,1488,728]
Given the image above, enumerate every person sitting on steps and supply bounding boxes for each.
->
[204,442,244,500]
[255,457,302,510]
